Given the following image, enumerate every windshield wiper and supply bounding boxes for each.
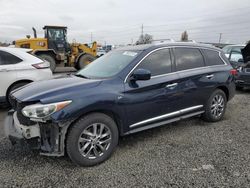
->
[75,74,90,79]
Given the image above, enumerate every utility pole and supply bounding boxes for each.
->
[141,24,144,36]
[91,32,93,42]
[219,33,222,43]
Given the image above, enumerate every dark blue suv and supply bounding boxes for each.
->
[5,42,235,166]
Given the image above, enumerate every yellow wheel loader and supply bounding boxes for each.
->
[15,26,97,72]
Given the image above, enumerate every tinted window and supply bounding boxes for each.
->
[0,50,22,65]
[137,48,172,76]
[175,48,205,71]
[203,49,225,65]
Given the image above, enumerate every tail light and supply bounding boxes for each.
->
[32,61,50,69]
[230,69,237,76]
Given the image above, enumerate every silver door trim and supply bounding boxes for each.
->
[129,105,203,128]
[126,110,204,135]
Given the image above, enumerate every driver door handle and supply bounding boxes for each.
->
[206,74,214,79]
[166,83,178,89]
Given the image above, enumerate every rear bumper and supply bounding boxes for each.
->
[235,80,250,87]
[235,72,250,87]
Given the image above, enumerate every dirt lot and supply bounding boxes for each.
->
[0,90,249,187]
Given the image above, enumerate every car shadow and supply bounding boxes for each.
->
[0,103,10,110]
[236,87,250,94]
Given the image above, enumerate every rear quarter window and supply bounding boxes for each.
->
[0,50,22,65]
[174,47,205,71]
[203,49,225,66]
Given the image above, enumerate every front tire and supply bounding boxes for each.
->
[66,113,118,166]
[202,89,227,122]
[77,54,96,70]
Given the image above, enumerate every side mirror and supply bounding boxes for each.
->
[132,69,151,81]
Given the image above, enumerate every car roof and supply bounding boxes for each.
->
[115,42,221,52]
[0,47,32,53]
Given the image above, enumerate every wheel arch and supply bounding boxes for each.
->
[6,79,33,100]
[67,109,123,136]
[216,85,229,101]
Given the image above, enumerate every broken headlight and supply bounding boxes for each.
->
[22,101,72,119]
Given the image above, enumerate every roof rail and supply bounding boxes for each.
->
[151,39,175,45]
[176,40,197,43]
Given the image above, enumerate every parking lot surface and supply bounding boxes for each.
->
[0,91,249,187]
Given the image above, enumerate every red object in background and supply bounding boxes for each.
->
[230,69,237,76]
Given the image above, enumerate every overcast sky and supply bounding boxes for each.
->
[0,0,250,45]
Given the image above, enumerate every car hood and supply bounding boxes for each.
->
[12,75,102,103]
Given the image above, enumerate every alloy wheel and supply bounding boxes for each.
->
[78,123,112,160]
[210,94,225,118]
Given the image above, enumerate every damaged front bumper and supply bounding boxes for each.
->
[4,110,71,157]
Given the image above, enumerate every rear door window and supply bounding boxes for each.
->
[203,49,225,66]
[137,48,172,76]
[174,48,205,71]
[0,50,22,65]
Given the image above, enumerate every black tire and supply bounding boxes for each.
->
[38,54,56,72]
[7,82,30,104]
[77,54,96,70]
[66,113,119,166]
[201,89,227,122]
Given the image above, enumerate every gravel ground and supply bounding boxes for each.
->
[0,90,250,187]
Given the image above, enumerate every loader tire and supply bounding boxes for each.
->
[77,54,96,70]
[38,54,56,72]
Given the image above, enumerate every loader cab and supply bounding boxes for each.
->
[43,26,70,53]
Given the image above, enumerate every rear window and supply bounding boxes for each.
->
[203,49,225,66]
[174,48,205,71]
[0,50,22,65]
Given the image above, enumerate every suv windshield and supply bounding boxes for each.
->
[76,50,140,79]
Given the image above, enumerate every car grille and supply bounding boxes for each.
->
[10,95,36,126]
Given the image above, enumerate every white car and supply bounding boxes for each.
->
[0,47,53,104]
[97,49,107,57]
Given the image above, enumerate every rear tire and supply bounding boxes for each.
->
[66,113,118,166]
[38,54,56,72]
[77,54,96,70]
[201,89,227,122]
